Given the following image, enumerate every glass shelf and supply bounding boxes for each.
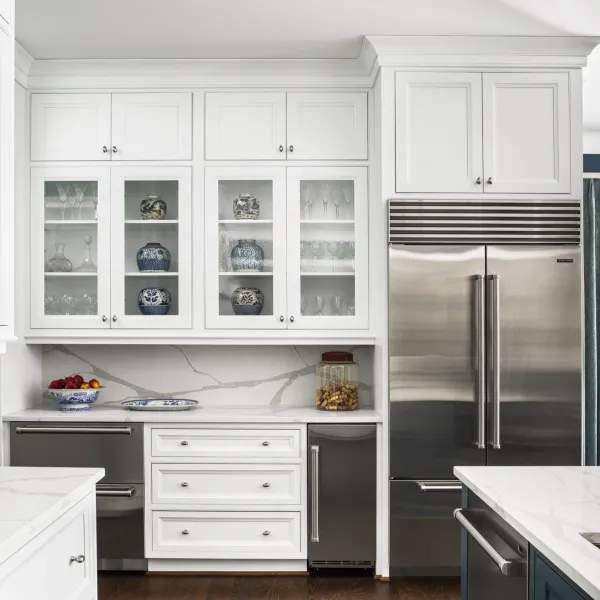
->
[124,219,179,224]
[44,272,97,277]
[219,272,272,277]
[125,272,178,277]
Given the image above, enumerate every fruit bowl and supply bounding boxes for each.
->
[46,387,103,411]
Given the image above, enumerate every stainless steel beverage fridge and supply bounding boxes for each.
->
[388,199,582,577]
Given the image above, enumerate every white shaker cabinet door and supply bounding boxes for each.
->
[482,73,570,194]
[0,0,11,24]
[31,94,111,161]
[395,72,483,193]
[205,93,286,160]
[111,93,192,160]
[286,93,368,160]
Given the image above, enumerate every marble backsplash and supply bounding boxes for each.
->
[41,345,374,409]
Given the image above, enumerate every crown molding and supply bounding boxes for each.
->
[14,42,34,87]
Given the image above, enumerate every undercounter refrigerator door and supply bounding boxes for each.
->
[389,245,487,479]
[486,246,581,466]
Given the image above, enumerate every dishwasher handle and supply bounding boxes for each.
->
[454,509,524,577]
[15,426,133,435]
[96,487,136,498]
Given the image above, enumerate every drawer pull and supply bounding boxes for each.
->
[69,555,85,565]
[182,529,190,535]
[262,441,270,446]
[263,530,270,536]
[262,482,271,488]
[181,440,189,446]
[181,481,189,487]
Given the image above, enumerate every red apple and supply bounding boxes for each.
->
[64,382,79,389]
[72,375,84,385]
[48,380,60,389]
[56,379,66,389]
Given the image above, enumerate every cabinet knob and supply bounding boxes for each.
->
[487,177,493,185]
[112,315,117,322]
[278,145,284,152]
[263,530,271,536]
[102,146,108,153]
[181,481,189,487]
[290,316,295,323]
[181,440,189,446]
[263,482,271,488]
[262,441,270,446]
[112,146,118,153]
[182,529,189,535]
[280,315,284,322]
[69,555,85,564]
[102,315,107,323]
[289,145,294,153]
[476,177,482,185]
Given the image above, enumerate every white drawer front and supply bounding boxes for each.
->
[152,463,301,506]
[151,428,301,459]
[153,511,301,557]
[0,508,89,600]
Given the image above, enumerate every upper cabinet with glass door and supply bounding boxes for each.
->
[31,167,112,329]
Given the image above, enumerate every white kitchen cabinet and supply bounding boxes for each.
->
[205,93,287,160]
[286,93,368,160]
[205,166,369,330]
[31,94,111,162]
[0,0,11,24]
[31,166,192,330]
[395,72,483,193]
[482,72,570,194]
[111,93,192,160]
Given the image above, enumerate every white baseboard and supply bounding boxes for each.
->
[147,559,307,573]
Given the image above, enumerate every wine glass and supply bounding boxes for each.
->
[322,182,330,217]
[310,241,324,272]
[315,295,325,316]
[59,294,77,315]
[345,241,355,272]
[56,183,70,221]
[331,295,344,316]
[327,241,342,272]
[343,185,353,219]
[346,297,356,316]
[300,295,307,316]
[44,295,59,315]
[301,182,313,220]
[91,189,98,220]
[300,240,309,272]
[72,183,88,220]
[332,184,343,220]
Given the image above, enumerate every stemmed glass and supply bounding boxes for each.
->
[346,297,356,316]
[331,295,344,316]
[56,183,70,221]
[322,183,330,217]
[332,184,343,220]
[59,293,77,315]
[300,240,309,272]
[301,182,313,220]
[315,295,325,316]
[72,183,88,220]
[344,241,355,272]
[310,241,324,272]
[300,295,307,316]
[343,185,353,220]
[91,189,98,220]
[327,241,342,272]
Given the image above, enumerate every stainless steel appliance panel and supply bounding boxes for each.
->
[390,480,463,577]
[486,246,582,466]
[10,422,144,483]
[308,425,376,568]
[389,245,487,479]
[97,483,145,568]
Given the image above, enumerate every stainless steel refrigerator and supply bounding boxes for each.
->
[388,199,582,577]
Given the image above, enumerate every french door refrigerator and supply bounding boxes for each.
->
[388,199,582,577]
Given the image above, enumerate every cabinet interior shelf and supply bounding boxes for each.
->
[44,272,97,277]
[218,219,274,224]
[301,272,355,276]
[44,220,98,225]
[300,220,355,225]
[219,272,273,277]
[125,219,179,224]
[125,272,179,277]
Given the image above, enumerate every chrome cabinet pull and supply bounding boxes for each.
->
[476,177,482,185]
[181,529,189,535]
[70,555,85,564]
[262,482,270,488]
[262,441,270,446]
[280,315,284,322]
[289,145,294,153]
[278,145,284,152]
[102,146,108,153]
[487,177,493,185]
[16,426,132,435]
[290,316,295,323]
[102,315,107,322]
[112,315,117,322]
[181,481,189,487]
[96,487,135,498]
[488,275,501,449]
[180,440,189,446]
[311,445,320,542]
[454,510,524,577]
[112,146,118,153]
[475,275,486,449]
[417,481,463,492]
[263,530,270,536]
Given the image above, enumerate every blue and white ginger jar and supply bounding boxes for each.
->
[231,239,264,272]
[233,194,260,220]
[140,194,167,220]
[231,287,265,316]
[136,242,171,272]
[138,287,171,316]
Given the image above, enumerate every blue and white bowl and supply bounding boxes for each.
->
[47,387,103,411]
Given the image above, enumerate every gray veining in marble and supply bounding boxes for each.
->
[41,345,373,409]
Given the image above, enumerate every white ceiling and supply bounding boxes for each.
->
[16,0,582,60]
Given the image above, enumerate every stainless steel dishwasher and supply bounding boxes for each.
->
[10,422,147,571]
[308,424,376,570]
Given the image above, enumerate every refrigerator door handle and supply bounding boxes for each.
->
[488,274,501,450]
[310,445,320,542]
[475,275,486,449]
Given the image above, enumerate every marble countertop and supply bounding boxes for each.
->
[455,466,600,600]
[2,404,383,423]
[0,467,105,566]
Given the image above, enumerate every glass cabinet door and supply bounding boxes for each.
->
[286,167,369,329]
[110,167,192,329]
[31,167,111,329]
[205,167,287,329]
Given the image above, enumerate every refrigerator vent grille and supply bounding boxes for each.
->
[389,199,581,244]
[310,560,375,568]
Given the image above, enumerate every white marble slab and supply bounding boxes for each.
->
[3,405,382,423]
[0,467,104,566]
[455,466,600,600]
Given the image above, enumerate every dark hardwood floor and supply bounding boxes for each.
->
[99,573,461,600]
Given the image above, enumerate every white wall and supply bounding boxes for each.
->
[583,45,600,154]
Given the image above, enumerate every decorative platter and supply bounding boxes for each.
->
[120,399,199,411]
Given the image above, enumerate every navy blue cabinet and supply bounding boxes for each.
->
[530,550,592,600]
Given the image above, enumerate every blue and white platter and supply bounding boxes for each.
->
[120,399,199,411]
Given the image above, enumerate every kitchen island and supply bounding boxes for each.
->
[0,466,104,599]
[455,466,600,600]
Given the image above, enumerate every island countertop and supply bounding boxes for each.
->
[0,467,105,567]
[455,466,600,600]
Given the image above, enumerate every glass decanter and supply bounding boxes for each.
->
[45,242,73,272]
[76,235,97,272]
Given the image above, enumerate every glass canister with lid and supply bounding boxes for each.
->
[316,351,359,411]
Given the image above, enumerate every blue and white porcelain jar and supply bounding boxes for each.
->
[231,239,264,272]
[231,287,265,316]
[140,194,167,220]
[138,287,171,316]
[233,194,260,220]
[136,242,171,272]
